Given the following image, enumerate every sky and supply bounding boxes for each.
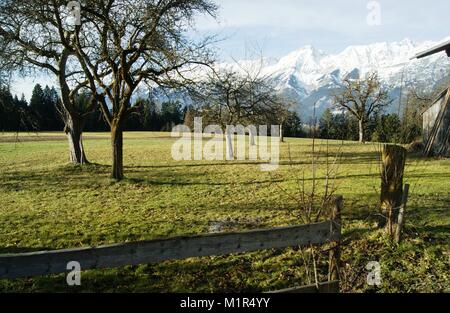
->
[193,0,450,60]
[10,0,450,101]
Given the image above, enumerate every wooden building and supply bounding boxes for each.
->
[422,88,450,156]
[414,40,450,157]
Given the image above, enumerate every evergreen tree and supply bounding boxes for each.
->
[372,114,402,143]
[29,84,44,110]
[319,109,353,140]
[42,85,62,130]
[29,84,45,130]
[0,85,36,131]
[18,94,28,109]
[143,100,162,131]
[282,111,303,138]
[28,84,64,131]
[319,109,334,139]
[161,101,184,131]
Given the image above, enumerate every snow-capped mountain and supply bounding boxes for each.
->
[229,37,450,117]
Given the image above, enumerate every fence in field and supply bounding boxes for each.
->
[0,196,344,293]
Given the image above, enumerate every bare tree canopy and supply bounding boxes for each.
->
[193,65,289,128]
[0,0,109,164]
[68,0,217,180]
[333,72,392,143]
[190,62,291,158]
[0,0,217,179]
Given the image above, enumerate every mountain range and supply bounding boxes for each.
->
[222,37,450,118]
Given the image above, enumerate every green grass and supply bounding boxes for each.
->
[0,132,448,292]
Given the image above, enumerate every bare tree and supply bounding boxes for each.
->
[193,64,288,157]
[333,72,392,143]
[68,0,217,180]
[0,0,110,164]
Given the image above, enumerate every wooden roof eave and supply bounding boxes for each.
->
[413,40,450,60]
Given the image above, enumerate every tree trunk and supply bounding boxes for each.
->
[249,130,256,146]
[65,114,89,165]
[379,144,407,237]
[359,119,365,143]
[226,131,234,160]
[111,123,124,180]
[58,49,89,165]
[280,124,284,143]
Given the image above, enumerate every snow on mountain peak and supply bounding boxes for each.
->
[154,37,450,118]
[271,45,324,72]
[247,37,450,116]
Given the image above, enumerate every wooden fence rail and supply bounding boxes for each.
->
[1,196,343,293]
[0,220,340,280]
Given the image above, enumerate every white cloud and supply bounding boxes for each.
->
[195,0,450,59]
[198,0,365,32]
[10,0,450,99]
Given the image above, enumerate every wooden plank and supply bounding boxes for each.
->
[414,39,450,59]
[424,89,450,156]
[268,281,340,294]
[0,221,339,279]
[328,196,343,282]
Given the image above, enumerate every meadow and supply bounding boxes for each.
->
[0,132,448,292]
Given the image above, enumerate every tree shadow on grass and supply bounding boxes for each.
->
[0,163,112,192]
[0,162,287,192]
[419,224,450,233]
[3,149,435,192]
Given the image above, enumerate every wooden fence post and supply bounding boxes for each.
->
[379,144,407,237]
[395,184,410,244]
[328,195,343,283]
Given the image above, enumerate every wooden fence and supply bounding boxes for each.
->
[0,196,343,293]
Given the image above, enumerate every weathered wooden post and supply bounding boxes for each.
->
[395,184,410,244]
[328,195,343,284]
[379,144,407,237]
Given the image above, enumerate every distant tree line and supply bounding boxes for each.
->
[1,79,426,146]
[317,106,422,144]
[318,71,425,144]
[125,98,185,132]
[0,86,37,131]
[0,83,187,133]
[184,104,305,138]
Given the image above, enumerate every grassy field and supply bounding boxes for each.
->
[0,132,448,293]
